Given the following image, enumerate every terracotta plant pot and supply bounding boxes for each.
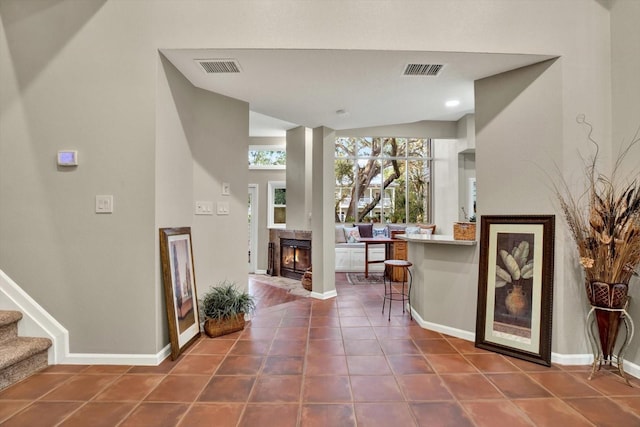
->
[585,280,629,360]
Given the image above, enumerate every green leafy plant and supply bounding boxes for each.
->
[461,207,476,222]
[199,281,256,321]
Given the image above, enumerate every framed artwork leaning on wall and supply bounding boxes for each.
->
[159,227,201,360]
[475,215,555,366]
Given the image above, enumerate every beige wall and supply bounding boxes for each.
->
[0,0,636,364]
[475,60,573,354]
[610,0,640,363]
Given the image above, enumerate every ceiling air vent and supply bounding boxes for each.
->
[403,63,444,76]
[195,59,241,74]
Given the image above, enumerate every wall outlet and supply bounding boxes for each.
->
[195,201,214,215]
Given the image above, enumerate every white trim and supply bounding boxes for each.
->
[550,352,593,366]
[410,307,475,341]
[620,360,640,379]
[249,165,286,170]
[62,344,171,366]
[410,306,640,379]
[249,144,286,150]
[310,290,338,300]
[248,184,259,273]
[254,269,267,275]
[0,269,68,364]
[267,181,286,229]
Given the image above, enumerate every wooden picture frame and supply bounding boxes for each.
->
[160,227,200,360]
[475,215,555,366]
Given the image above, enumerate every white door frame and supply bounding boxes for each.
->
[248,184,259,273]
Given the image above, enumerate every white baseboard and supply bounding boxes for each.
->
[550,352,593,365]
[410,306,475,341]
[550,353,640,379]
[62,344,171,366]
[409,305,639,379]
[254,269,267,275]
[310,290,338,300]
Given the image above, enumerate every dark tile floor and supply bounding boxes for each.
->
[1,273,639,426]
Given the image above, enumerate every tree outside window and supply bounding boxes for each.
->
[249,146,286,169]
[334,137,432,224]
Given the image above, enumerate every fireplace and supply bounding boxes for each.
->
[280,238,311,280]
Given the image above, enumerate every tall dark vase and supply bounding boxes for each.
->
[585,280,629,360]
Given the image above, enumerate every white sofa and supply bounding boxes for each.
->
[334,223,436,272]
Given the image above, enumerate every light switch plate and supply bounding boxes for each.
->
[216,201,230,215]
[195,201,214,215]
[222,182,230,196]
[96,195,113,213]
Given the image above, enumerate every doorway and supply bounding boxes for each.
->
[248,184,258,273]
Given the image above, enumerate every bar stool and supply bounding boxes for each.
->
[382,260,413,321]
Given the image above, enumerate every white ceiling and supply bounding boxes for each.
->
[160,49,553,137]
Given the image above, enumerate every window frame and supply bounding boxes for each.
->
[267,181,287,229]
[334,137,433,224]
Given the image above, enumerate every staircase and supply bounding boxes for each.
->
[0,310,52,391]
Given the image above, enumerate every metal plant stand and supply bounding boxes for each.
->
[586,297,634,386]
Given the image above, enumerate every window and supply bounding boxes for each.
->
[249,145,286,169]
[268,181,286,228]
[335,137,432,224]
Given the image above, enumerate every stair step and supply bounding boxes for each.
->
[0,336,52,371]
[0,311,22,345]
[0,337,52,391]
[0,311,23,327]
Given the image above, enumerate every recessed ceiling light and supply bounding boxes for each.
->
[445,100,460,108]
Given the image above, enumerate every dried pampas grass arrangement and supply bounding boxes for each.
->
[555,116,640,285]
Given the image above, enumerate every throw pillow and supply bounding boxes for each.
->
[335,225,347,243]
[418,223,436,235]
[405,226,420,235]
[343,226,361,243]
[354,223,373,238]
[372,226,389,238]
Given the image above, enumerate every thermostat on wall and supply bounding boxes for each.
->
[57,150,78,166]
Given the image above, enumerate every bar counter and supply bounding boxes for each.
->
[396,234,479,340]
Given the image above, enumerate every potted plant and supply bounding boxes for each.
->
[555,117,640,364]
[199,281,256,338]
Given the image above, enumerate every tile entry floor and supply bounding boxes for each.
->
[1,273,640,426]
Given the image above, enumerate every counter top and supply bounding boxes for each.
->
[396,234,477,246]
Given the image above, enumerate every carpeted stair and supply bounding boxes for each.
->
[0,310,51,391]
